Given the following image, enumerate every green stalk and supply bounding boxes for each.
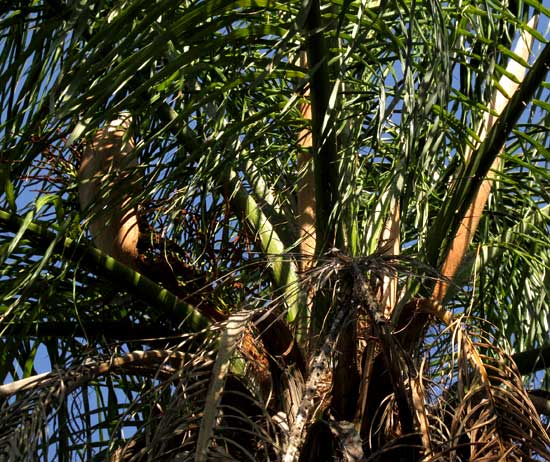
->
[0,209,208,332]
[302,0,341,339]
[304,0,339,255]
[158,104,301,325]
[228,172,301,323]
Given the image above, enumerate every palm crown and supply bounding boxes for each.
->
[1,1,550,460]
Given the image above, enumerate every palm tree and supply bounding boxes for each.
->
[1,0,550,460]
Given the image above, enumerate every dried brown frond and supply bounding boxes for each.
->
[419,312,550,461]
[0,322,287,462]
